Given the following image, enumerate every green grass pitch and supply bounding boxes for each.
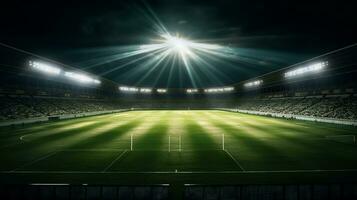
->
[1,110,357,184]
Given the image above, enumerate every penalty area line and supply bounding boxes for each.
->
[102,150,128,172]
[10,151,59,172]
[224,149,246,171]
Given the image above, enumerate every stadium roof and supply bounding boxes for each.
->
[1,0,356,88]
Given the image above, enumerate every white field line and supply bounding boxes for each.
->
[124,149,223,152]
[17,113,148,151]
[60,149,223,152]
[30,183,70,186]
[166,112,186,151]
[224,150,246,171]
[0,127,80,149]
[0,141,25,149]
[167,112,185,136]
[102,150,128,172]
[17,112,145,143]
[60,148,128,152]
[18,121,98,142]
[326,134,356,137]
[2,169,357,174]
[10,151,59,172]
[191,112,245,171]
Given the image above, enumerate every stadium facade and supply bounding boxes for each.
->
[1,44,357,125]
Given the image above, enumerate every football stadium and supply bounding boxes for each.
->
[1,1,357,199]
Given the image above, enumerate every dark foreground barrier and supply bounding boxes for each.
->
[0,184,169,200]
[1,183,357,200]
[185,184,357,200]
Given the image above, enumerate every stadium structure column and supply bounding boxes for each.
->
[169,135,171,152]
[179,135,182,152]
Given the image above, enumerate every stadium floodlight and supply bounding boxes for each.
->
[29,61,61,75]
[157,34,224,65]
[64,71,100,84]
[119,86,139,92]
[162,34,191,54]
[157,88,167,93]
[89,5,242,87]
[244,80,263,87]
[285,61,328,78]
[186,88,199,93]
[140,88,152,93]
[93,79,101,84]
[223,87,234,92]
[204,87,234,93]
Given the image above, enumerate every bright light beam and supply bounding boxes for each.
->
[71,4,282,88]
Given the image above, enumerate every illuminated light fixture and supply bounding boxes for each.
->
[140,88,152,93]
[186,88,199,93]
[132,32,226,88]
[285,61,328,78]
[204,87,234,93]
[161,34,221,52]
[119,86,139,92]
[119,87,152,93]
[160,34,218,61]
[162,34,191,53]
[64,72,100,84]
[93,79,101,84]
[244,80,263,87]
[157,88,167,93]
[29,61,61,75]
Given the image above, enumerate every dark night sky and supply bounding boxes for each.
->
[1,0,356,88]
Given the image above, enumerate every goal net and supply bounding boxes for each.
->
[326,135,356,145]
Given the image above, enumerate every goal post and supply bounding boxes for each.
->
[179,135,181,152]
[222,133,225,150]
[168,135,182,152]
[130,133,133,151]
[169,135,171,152]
